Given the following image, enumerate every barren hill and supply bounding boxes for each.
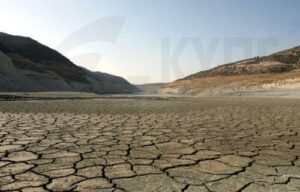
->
[160,46,300,96]
[0,32,138,93]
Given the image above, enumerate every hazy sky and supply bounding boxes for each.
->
[0,0,300,84]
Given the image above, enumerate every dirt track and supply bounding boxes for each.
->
[0,97,299,192]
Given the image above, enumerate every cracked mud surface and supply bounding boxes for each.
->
[0,97,300,192]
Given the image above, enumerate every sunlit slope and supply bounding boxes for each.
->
[160,46,300,96]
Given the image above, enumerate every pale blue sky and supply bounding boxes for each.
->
[0,0,299,84]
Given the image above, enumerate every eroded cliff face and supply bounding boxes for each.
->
[160,46,300,96]
[0,32,139,93]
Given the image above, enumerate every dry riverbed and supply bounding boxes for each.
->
[0,96,299,192]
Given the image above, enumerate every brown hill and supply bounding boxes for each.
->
[160,46,300,96]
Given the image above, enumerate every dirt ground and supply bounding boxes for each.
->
[0,96,299,192]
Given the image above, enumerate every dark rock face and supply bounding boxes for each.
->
[0,32,139,93]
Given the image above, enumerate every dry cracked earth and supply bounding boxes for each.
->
[0,97,300,192]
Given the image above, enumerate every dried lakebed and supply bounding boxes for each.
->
[0,97,299,192]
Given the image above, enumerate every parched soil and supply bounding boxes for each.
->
[0,97,299,192]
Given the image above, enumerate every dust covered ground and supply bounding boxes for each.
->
[0,96,300,192]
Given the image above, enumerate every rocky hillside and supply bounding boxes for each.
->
[0,32,138,93]
[160,46,300,96]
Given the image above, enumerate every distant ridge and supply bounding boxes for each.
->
[0,32,139,93]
